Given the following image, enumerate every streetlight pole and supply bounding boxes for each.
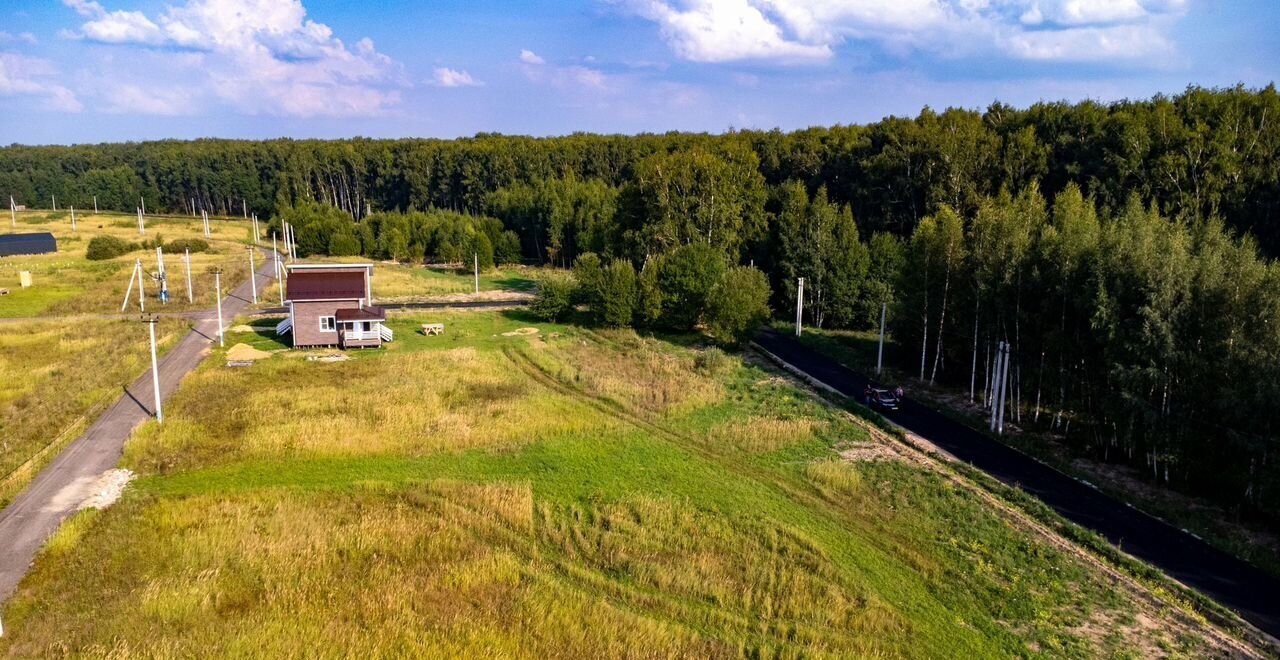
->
[184,248,193,303]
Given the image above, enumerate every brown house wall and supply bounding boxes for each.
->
[292,300,351,347]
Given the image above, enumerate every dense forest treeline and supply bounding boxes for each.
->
[4,85,1279,524]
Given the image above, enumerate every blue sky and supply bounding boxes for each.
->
[1,0,1277,145]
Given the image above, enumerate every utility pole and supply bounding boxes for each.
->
[136,258,146,311]
[137,207,145,234]
[989,341,1003,432]
[214,269,224,347]
[93,195,98,213]
[190,198,195,217]
[70,205,76,231]
[273,233,284,305]
[795,277,805,337]
[184,248,193,303]
[144,315,162,423]
[52,194,56,211]
[140,196,145,216]
[876,301,886,375]
[247,245,258,304]
[242,199,247,219]
[202,210,210,238]
[9,196,15,227]
[473,253,479,294]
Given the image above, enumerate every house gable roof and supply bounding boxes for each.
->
[286,269,366,301]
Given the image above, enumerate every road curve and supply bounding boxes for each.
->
[0,254,279,605]
[754,328,1280,640]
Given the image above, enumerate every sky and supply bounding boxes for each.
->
[0,0,1277,145]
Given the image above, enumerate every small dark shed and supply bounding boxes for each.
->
[0,232,57,257]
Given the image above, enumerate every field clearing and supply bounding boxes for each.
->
[0,211,255,318]
[0,311,1230,657]
[0,316,187,508]
[297,254,540,301]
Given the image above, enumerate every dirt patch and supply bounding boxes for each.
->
[228,325,256,333]
[501,327,539,337]
[78,469,134,510]
[226,343,273,361]
[306,354,350,363]
[836,441,900,462]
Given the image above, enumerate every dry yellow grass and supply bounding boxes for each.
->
[708,416,822,454]
[0,317,186,506]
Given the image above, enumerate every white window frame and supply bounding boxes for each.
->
[319,315,336,332]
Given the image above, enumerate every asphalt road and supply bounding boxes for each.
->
[0,255,278,605]
[755,327,1280,640]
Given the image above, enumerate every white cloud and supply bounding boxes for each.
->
[519,49,545,65]
[62,0,401,117]
[0,32,39,45]
[620,0,1189,64]
[430,67,482,87]
[0,53,83,112]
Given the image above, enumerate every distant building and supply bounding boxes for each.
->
[275,263,393,349]
[0,232,56,257]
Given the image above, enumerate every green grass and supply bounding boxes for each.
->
[0,211,255,318]
[0,317,188,508]
[0,312,1224,657]
[790,325,1280,583]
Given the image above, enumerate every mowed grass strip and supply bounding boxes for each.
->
[1,312,1216,657]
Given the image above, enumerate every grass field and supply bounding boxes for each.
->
[293,254,540,302]
[0,310,1231,657]
[788,324,1280,582]
[0,211,255,318]
[0,317,187,508]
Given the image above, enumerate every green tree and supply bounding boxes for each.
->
[530,274,576,322]
[704,266,772,346]
[654,243,727,331]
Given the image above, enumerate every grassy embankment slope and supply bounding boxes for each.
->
[0,311,1232,657]
[787,324,1280,582]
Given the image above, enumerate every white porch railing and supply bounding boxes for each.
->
[379,324,394,342]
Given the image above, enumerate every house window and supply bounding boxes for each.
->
[319,316,336,332]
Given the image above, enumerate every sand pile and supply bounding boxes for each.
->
[501,327,540,337]
[226,343,273,361]
[79,469,135,510]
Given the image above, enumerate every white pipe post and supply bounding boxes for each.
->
[291,225,298,260]
[140,196,145,216]
[273,234,284,304]
[52,195,56,211]
[136,258,146,312]
[795,277,805,337]
[242,199,247,219]
[184,248,193,303]
[214,270,224,347]
[997,342,1011,434]
[94,195,98,213]
[473,253,479,294]
[137,207,144,234]
[190,198,195,217]
[247,246,257,304]
[9,196,15,227]
[876,301,886,375]
[70,205,76,231]
[146,317,162,423]
[121,260,138,311]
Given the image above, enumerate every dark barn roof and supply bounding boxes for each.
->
[0,232,57,257]
[286,269,366,301]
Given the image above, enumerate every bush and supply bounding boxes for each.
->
[704,266,772,346]
[693,347,732,375]
[329,232,362,256]
[599,260,637,327]
[165,238,209,254]
[656,243,727,330]
[85,235,133,260]
[572,253,605,307]
[530,274,576,321]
